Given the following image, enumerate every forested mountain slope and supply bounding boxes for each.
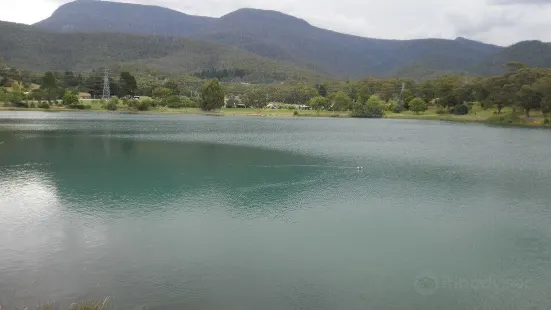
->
[475,40,551,75]
[0,21,323,81]
[34,1,506,79]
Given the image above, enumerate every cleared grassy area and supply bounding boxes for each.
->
[113,107,347,117]
[386,106,548,126]
[213,108,344,117]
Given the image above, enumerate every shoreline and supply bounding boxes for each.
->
[1,107,549,128]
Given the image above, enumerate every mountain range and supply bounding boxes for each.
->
[2,0,551,80]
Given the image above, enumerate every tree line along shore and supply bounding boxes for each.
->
[1,62,550,126]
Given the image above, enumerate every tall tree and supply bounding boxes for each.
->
[0,88,9,104]
[83,73,103,98]
[199,79,225,111]
[532,77,551,118]
[119,72,137,96]
[409,97,428,114]
[308,96,330,110]
[40,72,58,103]
[316,83,328,97]
[164,80,180,95]
[330,91,353,111]
[62,71,80,88]
[41,72,56,88]
[517,85,541,118]
[356,85,372,103]
[62,89,79,106]
[152,87,172,99]
[242,87,268,108]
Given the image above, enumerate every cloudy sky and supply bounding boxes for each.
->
[1,0,551,46]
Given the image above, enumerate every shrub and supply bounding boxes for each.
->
[330,91,353,111]
[436,107,447,114]
[68,104,90,110]
[120,98,134,107]
[308,96,330,110]
[366,95,383,106]
[486,112,522,124]
[30,102,36,108]
[131,98,155,111]
[125,99,138,107]
[182,97,196,108]
[150,98,161,107]
[105,97,119,111]
[544,118,550,125]
[62,90,79,106]
[409,97,428,114]
[38,102,50,109]
[106,101,118,111]
[453,104,469,115]
[12,101,29,108]
[136,100,151,111]
[350,100,385,118]
[386,100,398,112]
[293,110,299,116]
[164,95,183,108]
[392,103,405,113]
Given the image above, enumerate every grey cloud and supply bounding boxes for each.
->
[446,9,519,38]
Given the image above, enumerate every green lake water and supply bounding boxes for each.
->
[1,111,550,309]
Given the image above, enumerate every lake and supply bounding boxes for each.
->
[1,111,550,310]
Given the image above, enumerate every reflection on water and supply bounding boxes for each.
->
[1,112,551,310]
[2,131,331,217]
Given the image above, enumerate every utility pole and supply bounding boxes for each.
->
[102,68,110,100]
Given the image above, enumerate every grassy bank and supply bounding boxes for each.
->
[11,297,112,310]
[385,106,549,127]
[0,105,346,117]
[1,105,549,128]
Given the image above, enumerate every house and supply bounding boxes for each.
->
[298,105,312,110]
[78,92,92,99]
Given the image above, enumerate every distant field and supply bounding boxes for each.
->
[386,106,547,125]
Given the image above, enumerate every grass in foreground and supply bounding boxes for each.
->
[34,297,111,310]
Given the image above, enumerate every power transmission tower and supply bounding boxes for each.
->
[102,68,110,100]
[397,82,406,106]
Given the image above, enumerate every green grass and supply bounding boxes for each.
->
[385,106,548,126]
[218,108,344,117]
[118,107,346,117]
[32,297,111,310]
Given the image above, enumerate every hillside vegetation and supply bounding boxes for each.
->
[0,21,323,82]
[476,40,551,75]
